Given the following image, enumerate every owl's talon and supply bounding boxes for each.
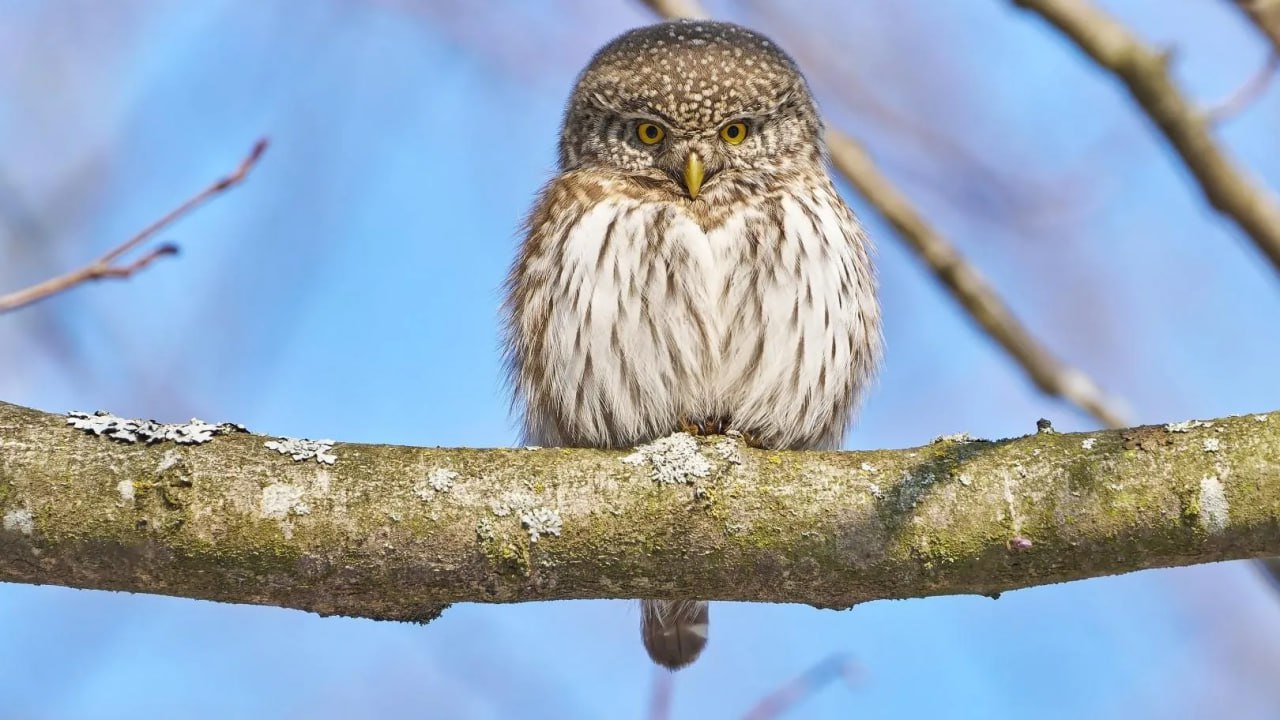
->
[678,417,731,437]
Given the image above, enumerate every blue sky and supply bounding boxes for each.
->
[2,1,1280,717]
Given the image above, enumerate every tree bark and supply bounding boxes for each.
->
[1,401,1277,622]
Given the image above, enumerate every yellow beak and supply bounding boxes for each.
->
[684,151,704,199]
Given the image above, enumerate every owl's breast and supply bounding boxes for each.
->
[511,188,878,450]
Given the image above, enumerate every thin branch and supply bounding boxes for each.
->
[1013,0,1280,277]
[742,654,862,720]
[0,139,268,314]
[1206,51,1280,123]
[825,134,1126,428]
[1,401,1277,620]
[636,0,1128,428]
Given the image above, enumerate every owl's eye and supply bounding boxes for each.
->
[720,122,748,145]
[636,122,665,145]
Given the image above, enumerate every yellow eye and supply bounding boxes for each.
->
[636,122,665,145]
[720,122,748,145]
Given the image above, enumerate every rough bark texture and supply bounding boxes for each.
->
[1,401,1278,622]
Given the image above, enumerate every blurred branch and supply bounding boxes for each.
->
[742,654,862,720]
[1207,51,1279,123]
[740,0,1093,226]
[638,0,1128,428]
[2,400,1279,619]
[1012,0,1280,276]
[639,0,709,20]
[1233,0,1280,52]
[0,139,268,314]
[824,135,1126,428]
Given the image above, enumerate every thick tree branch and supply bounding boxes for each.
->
[0,139,267,314]
[636,0,1128,428]
[1013,0,1280,276]
[1,401,1277,621]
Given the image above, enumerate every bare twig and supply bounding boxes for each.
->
[742,654,862,720]
[637,0,1128,428]
[0,139,268,314]
[1233,0,1280,52]
[1207,51,1280,123]
[1013,0,1280,276]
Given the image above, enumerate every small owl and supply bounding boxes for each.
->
[503,20,881,669]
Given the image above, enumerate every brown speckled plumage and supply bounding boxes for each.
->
[503,20,882,670]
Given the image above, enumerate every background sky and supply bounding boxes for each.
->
[2,1,1280,718]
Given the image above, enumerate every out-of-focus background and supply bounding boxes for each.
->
[2,1,1280,717]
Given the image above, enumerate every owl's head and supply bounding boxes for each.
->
[560,20,822,202]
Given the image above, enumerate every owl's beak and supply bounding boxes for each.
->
[684,151,704,199]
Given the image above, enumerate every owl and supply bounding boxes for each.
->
[502,20,881,670]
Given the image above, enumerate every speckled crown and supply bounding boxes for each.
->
[570,20,805,130]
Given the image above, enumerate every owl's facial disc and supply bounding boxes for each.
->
[560,20,821,195]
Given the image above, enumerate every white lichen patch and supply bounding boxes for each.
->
[476,517,496,542]
[414,468,458,500]
[264,437,336,465]
[3,509,34,535]
[931,432,974,444]
[260,483,311,519]
[523,445,543,451]
[1165,420,1212,433]
[1081,438,1097,450]
[1198,476,1229,533]
[488,489,561,542]
[711,437,742,464]
[860,462,878,473]
[867,482,883,499]
[958,474,973,487]
[490,489,536,517]
[621,433,712,484]
[1202,438,1221,452]
[1254,414,1269,423]
[117,480,136,502]
[67,411,245,445]
[521,506,562,542]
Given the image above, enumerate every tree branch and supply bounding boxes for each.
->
[2,400,1277,621]
[0,139,268,315]
[1233,0,1280,53]
[1013,0,1280,276]
[636,0,1128,428]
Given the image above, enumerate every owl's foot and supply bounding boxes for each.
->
[677,417,769,449]
[677,416,728,436]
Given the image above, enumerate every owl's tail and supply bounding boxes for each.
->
[641,599,709,670]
